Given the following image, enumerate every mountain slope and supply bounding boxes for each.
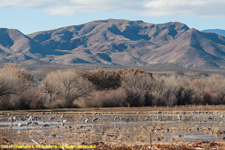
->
[28,19,191,65]
[1,19,225,69]
[29,19,189,50]
[27,19,225,68]
[0,28,61,62]
[143,29,225,68]
[202,29,225,37]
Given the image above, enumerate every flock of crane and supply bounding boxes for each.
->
[2,110,223,129]
[1,110,225,145]
[2,111,117,129]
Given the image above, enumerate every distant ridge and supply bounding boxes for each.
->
[202,29,225,37]
[1,19,225,69]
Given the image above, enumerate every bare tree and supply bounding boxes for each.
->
[0,63,33,93]
[121,72,155,106]
[80,69,121,90]
[0,63,34,110]
[0,74,18,96]
[40,70,94,107]
[121,72,155,92]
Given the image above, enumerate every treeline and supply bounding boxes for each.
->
[1,63,225,110]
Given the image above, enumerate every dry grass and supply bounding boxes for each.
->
[3,105,225,114]
[94,142,225,150]
[1,138,225,150]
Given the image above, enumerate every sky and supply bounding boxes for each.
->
[0,0,225,34]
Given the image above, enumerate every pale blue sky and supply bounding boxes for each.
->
[0,0,225,34]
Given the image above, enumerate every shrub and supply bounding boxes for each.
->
[51,99,67,108]
[20,88,45,109]
[84,88,127,107]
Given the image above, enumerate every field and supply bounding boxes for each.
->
[1,106,225,149]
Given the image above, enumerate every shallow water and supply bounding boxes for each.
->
[1,112,225,144]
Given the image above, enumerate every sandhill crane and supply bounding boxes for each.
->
[42,124,50,127]
[8,117,12,122]
[208,116,213,120]
[26,121,32,126]
[13,116,17,121]
[28,116,34,122]
[49,117,54,121]
[178,115,182,120]
[92,118,98,123]
[8,116,17,122]
[114,117,118,122]
[32,121,38,125]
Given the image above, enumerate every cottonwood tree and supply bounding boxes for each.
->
[190,75,225,104]
[40,70,94,107]
[0,63,33,93]
[0,74,18,96]
[121,72,155,106]
[121,72,154,92]
[0,63,34,109]
[160,75,194,106]
[80,69,121,90]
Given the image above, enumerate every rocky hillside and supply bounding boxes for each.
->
[0,28,61,62]
[1,19,225,69]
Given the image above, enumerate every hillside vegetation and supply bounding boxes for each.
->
[1,63,225,110]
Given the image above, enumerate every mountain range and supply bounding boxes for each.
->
[202,29,225,37]
[1,19,225,69]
